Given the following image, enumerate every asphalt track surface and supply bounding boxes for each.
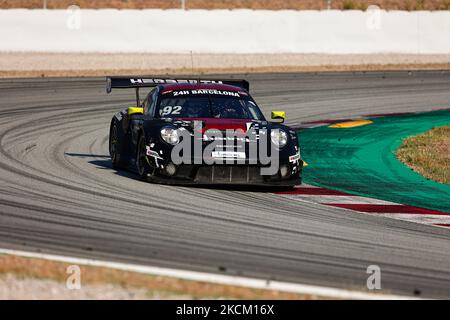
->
[1,71,450,298]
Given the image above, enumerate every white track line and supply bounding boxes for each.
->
[0,248,416,300]
[371,214,450,225]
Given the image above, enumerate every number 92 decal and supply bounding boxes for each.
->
[160,106,182,116]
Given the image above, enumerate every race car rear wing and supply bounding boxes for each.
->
[106,77,250,92]
[106,77,250,106]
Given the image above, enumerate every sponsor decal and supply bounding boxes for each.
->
[172,89,240,97]
[203,135,248,142]
[289,152,300,163]
[146,146,163,159]
[130,79,224,85]
[212,151,246,159]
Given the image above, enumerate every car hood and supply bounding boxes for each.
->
[175,118,267,133]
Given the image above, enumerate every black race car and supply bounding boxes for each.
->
[107,77,303,186]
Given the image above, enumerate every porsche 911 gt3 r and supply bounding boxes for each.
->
[107,77,303,186]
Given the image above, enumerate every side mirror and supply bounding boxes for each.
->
[271,111,285,123]
[128,107,144,116]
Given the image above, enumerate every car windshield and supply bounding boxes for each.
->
[156,92,265,120]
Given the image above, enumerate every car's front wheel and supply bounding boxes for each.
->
[136,135,151,180]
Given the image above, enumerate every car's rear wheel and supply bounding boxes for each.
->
[110,122,122,169]
[136,135,150,180]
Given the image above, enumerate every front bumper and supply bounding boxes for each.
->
[147,162,302,186]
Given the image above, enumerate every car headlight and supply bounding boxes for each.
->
[160,127,180,145]
[271,129,288,148]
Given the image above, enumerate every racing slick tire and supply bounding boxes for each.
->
[136,134,151,180]
[109,121,126,169]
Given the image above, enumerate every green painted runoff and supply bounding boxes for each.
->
[299,109,450,213]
